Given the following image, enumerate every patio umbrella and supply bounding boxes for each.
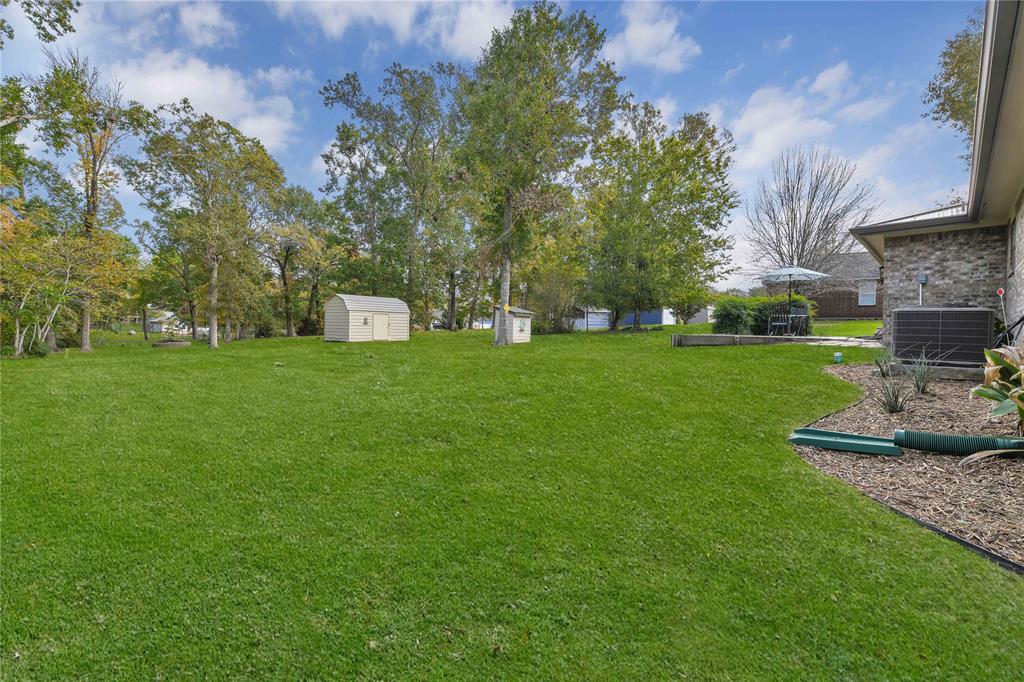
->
[761,265,828,310]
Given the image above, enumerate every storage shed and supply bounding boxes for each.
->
[324,294,410,342]
[494,305,535,344]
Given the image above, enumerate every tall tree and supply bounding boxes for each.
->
[583,102,737,330]
[0,0,79,49]
[296,199,351,335]
[262,185,318,337]
[922,7,983,163]
[746,146,876,276]
[321,124,405,298]
[29,50,152,351]
[321,62,464,326]
[460,0,620,345]
[135,209,204,339]
[121,100,283,349]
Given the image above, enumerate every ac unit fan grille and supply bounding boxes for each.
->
[891,307,993,365]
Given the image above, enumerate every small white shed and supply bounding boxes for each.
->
[324,294,410,342]
[494,305,535,344]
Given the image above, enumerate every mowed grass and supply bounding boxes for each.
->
[814,319,883,337]
[2,331,1021,679]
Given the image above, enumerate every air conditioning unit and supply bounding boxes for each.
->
[891,307,993,365]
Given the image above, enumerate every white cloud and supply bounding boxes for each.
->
[722,62,745,83]
[810,61,852,101]
[109,50,298,151]
[421,1,513,61]
[764,34,793,52]
[654,96,679,129]
[179,3,238,47]
[255,66,314,91]
[731,86,833,170]
[836,95,898,122]
[273,0,418,43]
[605,1,702,73]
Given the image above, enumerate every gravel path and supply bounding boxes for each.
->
[795,364,1024,565]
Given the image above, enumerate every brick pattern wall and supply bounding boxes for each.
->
[813,287,883,319]
[1003,191,1024,324]
[883,225,1008,337]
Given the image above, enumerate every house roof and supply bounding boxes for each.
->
[852,1,1024,263]
[828,252,881,280]
[332,294,410,313]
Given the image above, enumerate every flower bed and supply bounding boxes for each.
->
[794,364,1024,566]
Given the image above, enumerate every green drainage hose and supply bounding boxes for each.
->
[893,430,1024,455]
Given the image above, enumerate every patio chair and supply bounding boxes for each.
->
[766,303,791,335]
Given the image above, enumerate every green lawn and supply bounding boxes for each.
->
[813,319,883,337]
[2,331,1020,678]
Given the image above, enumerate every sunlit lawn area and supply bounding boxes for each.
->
[813,319,883,337]
[2,330,1020,678]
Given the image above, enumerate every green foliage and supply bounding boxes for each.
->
[922,7,983,161]
[0,0,79,49]
[583,101,737,329]
[711,297,751,334]
[870,375,913,414]
[23,341,49,358]
[711,294,814,335]
[874,348,896,378]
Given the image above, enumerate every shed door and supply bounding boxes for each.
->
[372,313,389,340]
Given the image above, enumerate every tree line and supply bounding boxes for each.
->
[1,1,743,356]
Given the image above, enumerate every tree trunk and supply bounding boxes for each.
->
[188,299,197,340]
[46,326,58,352]
[142,307,149,341]
[447,270,458,331]
[282,267,294,337]
[208,259,219,349]
[306,279,320,325]
[224,316,232,343]
[494,193,514,347]
[609,309,620,331]
[80,302,92,352]
[633,300,642,331]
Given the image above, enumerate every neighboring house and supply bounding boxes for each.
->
[851,0,1024,341]
[573,308,611,331]
[145,310,176,334]
[766,252,882,319]
[620,309,677,326]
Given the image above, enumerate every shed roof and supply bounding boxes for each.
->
[332,294,410,313]
[494,305,535,317]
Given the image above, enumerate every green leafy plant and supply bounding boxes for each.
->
[711,297,751,334]
[873,349,896,378]
[903,347,952,394]
[973,346,1024,433]
[869,376,913,414]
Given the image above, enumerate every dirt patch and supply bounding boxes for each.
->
[795,364,1024,566]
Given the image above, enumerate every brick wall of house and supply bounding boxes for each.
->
[1003,191,1024,325]
[813,287,884,319]
[883,225,1008,336]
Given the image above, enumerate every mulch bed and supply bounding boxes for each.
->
[794,364,1024,566]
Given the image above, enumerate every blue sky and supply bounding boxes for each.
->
[3,0,980,288]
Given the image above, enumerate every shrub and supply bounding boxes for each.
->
[869,376,913,413]
[253,320,276,338]
[712,294,814,335]
[25,343,50,358]
[711,297,751,334]
[874,349,896,378]
[903,348,951,394]
[297,316,319,336]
